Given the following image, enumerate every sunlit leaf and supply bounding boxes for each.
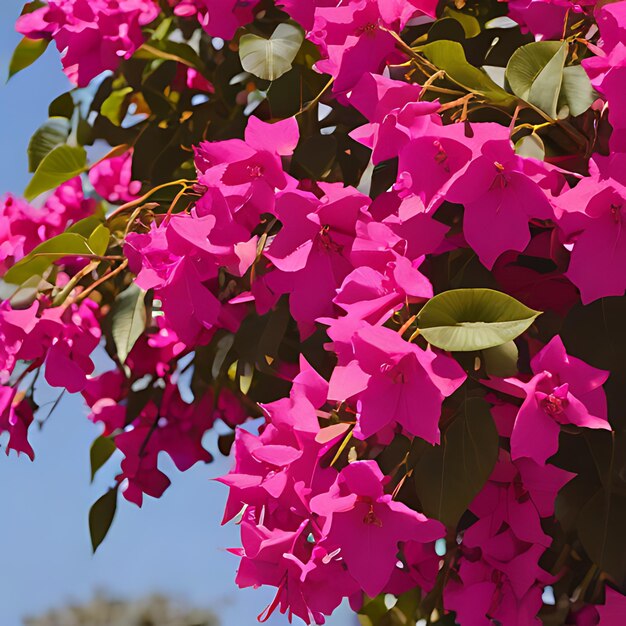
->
[239,23,304,82]
[24,144,87,201]
[4,232,96,285]
[418,40,515,105]
[417,288,541,351]
[8,36,49,79]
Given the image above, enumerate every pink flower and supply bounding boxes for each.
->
[445,135,558,269]
[234,515,360,625]
[0,386,35,460]
[333,255,432,326]
[0,179,94,275]
[348,73,438,164]
[444,451,574,626]
[169,0,260,39]
[89,153,142,203]
[554,156,626,303]
[310,1,419,95]
[505,0,595,40]
[18,0,160,87]
[311,460,444,598]
[328,324,466,442]
[490,336,609,465]
[265,185,370,335]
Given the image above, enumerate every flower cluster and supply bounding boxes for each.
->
[16,0,160,86]
[7,0,626,624]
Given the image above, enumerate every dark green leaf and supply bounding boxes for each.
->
[135,40,206,71]
[442,8,481,38]
[419,40,515,106]
[27,117,71,172]
[90,436,116,483]
[414,397,499,528]
[577,488,626,588]
[483,341,519,377]
[49,91,75,119]
[110,283,147,364]
[239,23,304,82]
[89,486,118,553]
[8,36,49,79]
[417,288,541,351]
[24,144,87,201]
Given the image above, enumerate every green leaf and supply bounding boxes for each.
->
[515,133,545,160]
[89,486,118,553]
[4,232,96,285]
[88,224,111,257]
[483,341,519,377]
[417,288,541,351]
[506,41,566,118]
[68,216,107,238]
[577,488,626,588]
[24,144,87,201]
[110,283,147,364]
[559,65,599,117]
[414,397,499,528]
[100,87,133,126]
[90,436,117,483]
[507,41,563,100]
[49,91,75,119]
[8,36,49,79]
[239,23,304,82]
[418,40,515,105]
[443,8,481,38]
[27,117,71,172]
[135,40,206,71]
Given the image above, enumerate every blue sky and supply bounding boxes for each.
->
[0,3,354,625]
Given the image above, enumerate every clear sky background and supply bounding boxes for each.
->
[0,3,354,625]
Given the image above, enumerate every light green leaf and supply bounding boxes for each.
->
[239,23,304,82]
[110,283,147,364]
[3,232,97,285]
[483,341,519,377]
[515,133,545,160]
[100,87,133,126]
[507,42,563,100]
[24,144,87,201]
[8,36,49,79]
[90,436,117,483]
[506,41,569,119]
[89,486,118,553]
[419,40,516,106]
[414,397,499,528]
[88,224,111,257]
[68,216,107,238]
[27,117,71,172]
[417,288,541,351]
[559,65,599,117]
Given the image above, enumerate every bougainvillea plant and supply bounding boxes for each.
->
[5,0,626,623]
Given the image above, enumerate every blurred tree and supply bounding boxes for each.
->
[23,593,218,626]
